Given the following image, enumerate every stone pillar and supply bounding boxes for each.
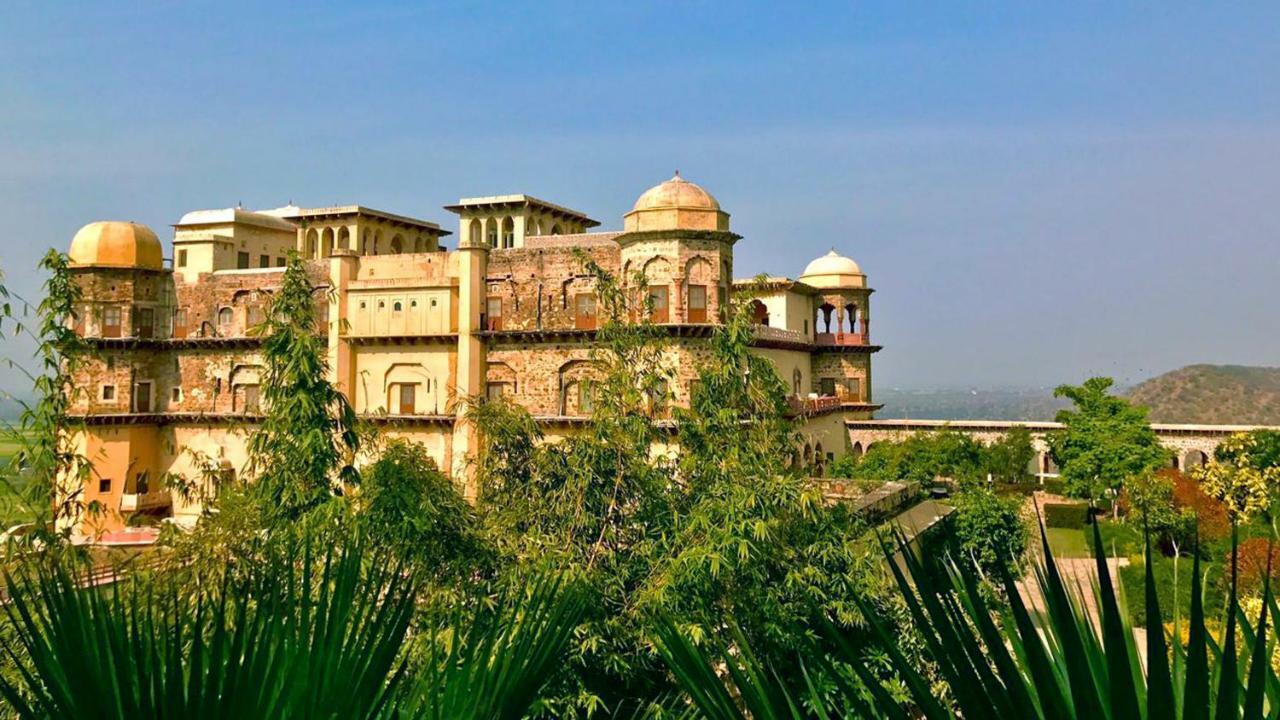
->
[327,250,358,399]
[451,234,489,498]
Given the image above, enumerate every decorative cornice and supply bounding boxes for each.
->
[613,229,742,247]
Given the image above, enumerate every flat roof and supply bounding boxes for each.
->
[262,205,449,234]
[443,194,599,227]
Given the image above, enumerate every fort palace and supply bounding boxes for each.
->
[63,174,882,533]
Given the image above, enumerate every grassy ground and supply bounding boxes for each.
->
[1045,527,1092,557]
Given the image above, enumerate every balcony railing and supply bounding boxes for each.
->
[814,332,868,346]
[750,324,807,344]
[119,492,170,513]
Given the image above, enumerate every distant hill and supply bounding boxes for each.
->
[1127,365,1280,425]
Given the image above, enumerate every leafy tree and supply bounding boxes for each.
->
[1,251,94,541]
[841,429,985,485]
[470,259,888,715]
[950,484,1028,576]
[355,438,490,580]
[982,425,1036,484]
[246,252,359,521]
[1047,377,1169,514]
[1195,431,1279,525]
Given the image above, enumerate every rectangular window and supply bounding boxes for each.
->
[135,471,150,495]
[648,286,669,324]
[99,477,111,494]
[237,251,250,269]
[846,378,861,402]
[136,307,154,338]
[687,285,707,324]
[177,249,188,268]
[819,378,836,397]
[574,293,597,330]
[103,306,122,338]
[135,382,152,413]
[247,305,265,327]
[242,385,260,414]
[259,254,270,268]
[398,383,416,415]
[486,297,503,331]
[276,257,285,267]
[173,309,188,338]
[486,382,506,401]
[171,387,182,403]
[101,385,116,401]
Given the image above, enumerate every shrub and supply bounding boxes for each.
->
[1043,502,1089,529]
[1231,537,1280,596]
[951,486,1029,575]
[1119,554,1225,628]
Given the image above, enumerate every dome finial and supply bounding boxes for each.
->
[672,169,681,180]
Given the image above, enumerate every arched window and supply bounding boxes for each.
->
[468,219,482,246]
[390,234,404,253]
[501,217,515,248]
[337,227,351,251]
[320,227,335,258]
[550,223,562,236]
[484,218,498,248]
[305,229,318,258]
[815,303,836,334]
[392,301,403,312]
[217,307,233,327]
[361,230,370,254]
[844,303,857,333]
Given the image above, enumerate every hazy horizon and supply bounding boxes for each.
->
[3,2,1278,392]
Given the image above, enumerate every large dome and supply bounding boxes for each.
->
[68,221,164,270]
[800,250,865,289]
[623,172,730,232]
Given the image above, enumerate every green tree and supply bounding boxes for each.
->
[1047,377,1169,514]
[982,425,1036,484]
[1,251,94,540]
[470,260,886,715]
[951,485,1029,576]
[246,252,359,521]
[355,438,490,580]
[842,428,985,484]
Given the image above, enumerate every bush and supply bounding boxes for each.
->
[1043,502,1089,529]
[1119,554,1224,628]
[951,487,1029,575]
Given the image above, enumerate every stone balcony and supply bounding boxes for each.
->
[814,331,868,347]
[119,492,170,513]
[750,324,808,345]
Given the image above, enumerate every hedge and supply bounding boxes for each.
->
[1043,502,1090,529]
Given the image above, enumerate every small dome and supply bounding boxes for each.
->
[623,172,730,232]
[68,221,164,270]
[800,250,865,289]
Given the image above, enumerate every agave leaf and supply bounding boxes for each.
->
[1089,518,1140,719]
[1242,542,1273,719]
[1214,525,1241,720]
[1034,516,1107,718]
[1144,535,1175,719]
[1185,543,1211,720]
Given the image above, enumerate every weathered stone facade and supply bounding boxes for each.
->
[63,174,883,535]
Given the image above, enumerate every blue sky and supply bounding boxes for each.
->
[2,2,1278,389]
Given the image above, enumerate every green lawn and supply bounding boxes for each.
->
[1045,527,1091,557]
